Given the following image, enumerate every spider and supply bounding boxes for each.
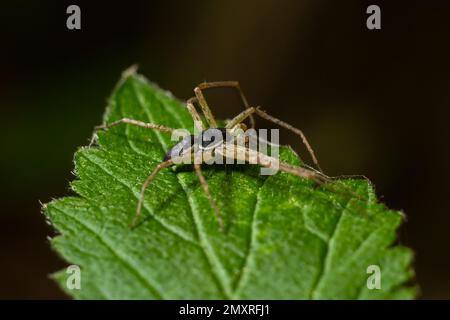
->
[94,81,332,230]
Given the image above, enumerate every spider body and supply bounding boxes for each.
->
[94,81,327,230]
[163,128,235,162]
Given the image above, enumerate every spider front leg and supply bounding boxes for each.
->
[90,118,176,146]
[225,106,323,173]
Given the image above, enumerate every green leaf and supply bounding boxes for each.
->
[44,70,416,299]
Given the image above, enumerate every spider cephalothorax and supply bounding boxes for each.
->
[163,128,235,162]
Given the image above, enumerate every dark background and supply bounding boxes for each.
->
[1,1,449,299]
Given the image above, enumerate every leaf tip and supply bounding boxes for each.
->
[122,64,139,79]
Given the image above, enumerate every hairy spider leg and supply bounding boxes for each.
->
[193,162,224,231]
[217,144,367,205]
[194,81,255,129]
[218,144,328,184]
[133,150,225,231]
[186,97,205,133]
[131,160,174,227]
[92,110,225,229]
[90,118,177,146]
[226,106,323,173]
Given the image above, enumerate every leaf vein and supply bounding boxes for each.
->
[81,152,196,244]
[52,206,164,299]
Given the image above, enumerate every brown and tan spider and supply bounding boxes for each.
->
[94,81,332,230]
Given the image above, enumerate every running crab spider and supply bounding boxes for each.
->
[94,81,330,230]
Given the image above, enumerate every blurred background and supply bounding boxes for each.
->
[0,0,449,299]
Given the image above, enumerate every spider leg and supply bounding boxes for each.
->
[227,145,370,204]
[131,160,173,228]
[254,108,323,173]
[186,97,205,133]
[225,106,323,173]
[216,145,369,220]
[90,118,176,146]
[225,107,257,130]
[195,81,255,129]
[95,118,175,133]
[269,156,369,206]
[221,144,327,184]
[276,160,329,184]
[193,86,218,129]
[255,152,370,213]
[193,162,224,232]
